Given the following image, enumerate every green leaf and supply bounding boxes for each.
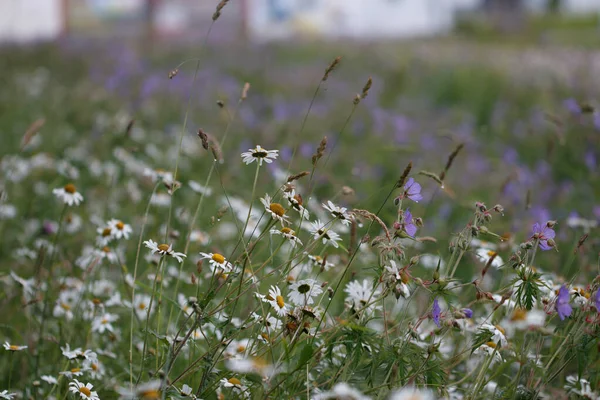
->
[296,343,314,370]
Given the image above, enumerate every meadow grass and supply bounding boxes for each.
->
[0,14,599,400]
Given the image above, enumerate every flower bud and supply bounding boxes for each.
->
[415,217,424,227]
[493,204,504,214]
[546,220,557,228]
[546,238,556,248]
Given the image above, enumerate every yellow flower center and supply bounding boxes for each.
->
[102,246,111,253]
[511,309,527,321]
[102,228,111,237]
[92,298,101,305]
[281,227,293,235]
[487,250,497,257]
[236,345,246,353]
[79,387,91,397]
[9,345,19,351]
[116,221,125,230]
[276,295,285,309]
[138,303,147,310]
[71,368,80,373]
[228,377,242,386]
[269,203,285,217]
[212,253,225,264]
[91,363,98,371]
[139,390,161,399]
[293,193,303,206]
[61,303,71,311]
[101,318,109,324]
[64,183,77,194]
[485,341,497,349]
[157,244,170,252]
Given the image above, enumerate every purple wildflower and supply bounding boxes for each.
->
[461,308,473,319]
[595,290,600,313]
[402,209,417,237]
[432,298,441,327]
[403,178,423,202]
[555,285,572,321]
[531,222,556,251]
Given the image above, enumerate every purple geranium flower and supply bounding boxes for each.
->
[595,289,600,313]
[531,222,556,251]
[461,308,473,319]
[403,177,423,203]
[432,298,441,327]
[402,209,417,237]
[555,285,572,321]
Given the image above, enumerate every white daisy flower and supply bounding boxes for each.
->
[322,200,352,226]
[0,390,17,399]
[52,183,84,206]
[260,194,290,226]
[241,145,278,166]
[133,294,154,320]
[59,367,89,378]
[61,345,98,362]
[389,386,435,400]
[83,359,105,380]
[307,254,335,271]
[257,286,288,317]
[3,342,27,351]
[118,380,162,399]
[270,227,303,247]
[64,213,83,233]
[478,324,508,347]
[178,293,194,316]
[220,377,249,398]
[309,219,341,248]
[76,246,119,269]
[53,290,80,321]
[313,383,370,400]
[344,279,382,315]
[565,376,597,398]
[288,279,323,306]
[91,312,118,333]
[41,375,58,384]
[473,342,503,364]
[106,219,132,240]
[283,189,310,219]
[69,379,99,400]
[199,252,234,273]
[143,239,186,263]
[188,180,213,196]
[475,248,504,268]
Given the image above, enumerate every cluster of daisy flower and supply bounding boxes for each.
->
[2,33,600,400]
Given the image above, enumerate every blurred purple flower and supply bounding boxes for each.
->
[555,285,572,321]
[402,209,417,237]
[403,178,423,203]
[594,113,600,131]
[531,222,555,251]
[462,308,473,319]
[563,98,581,114]
[584,151,596,171]
[432,298,441,327]
[596,289,600,313]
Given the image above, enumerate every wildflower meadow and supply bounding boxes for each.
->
[1,3,600,400]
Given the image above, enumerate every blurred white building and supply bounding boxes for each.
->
[0,0,63,43]
[246,0,480,41]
